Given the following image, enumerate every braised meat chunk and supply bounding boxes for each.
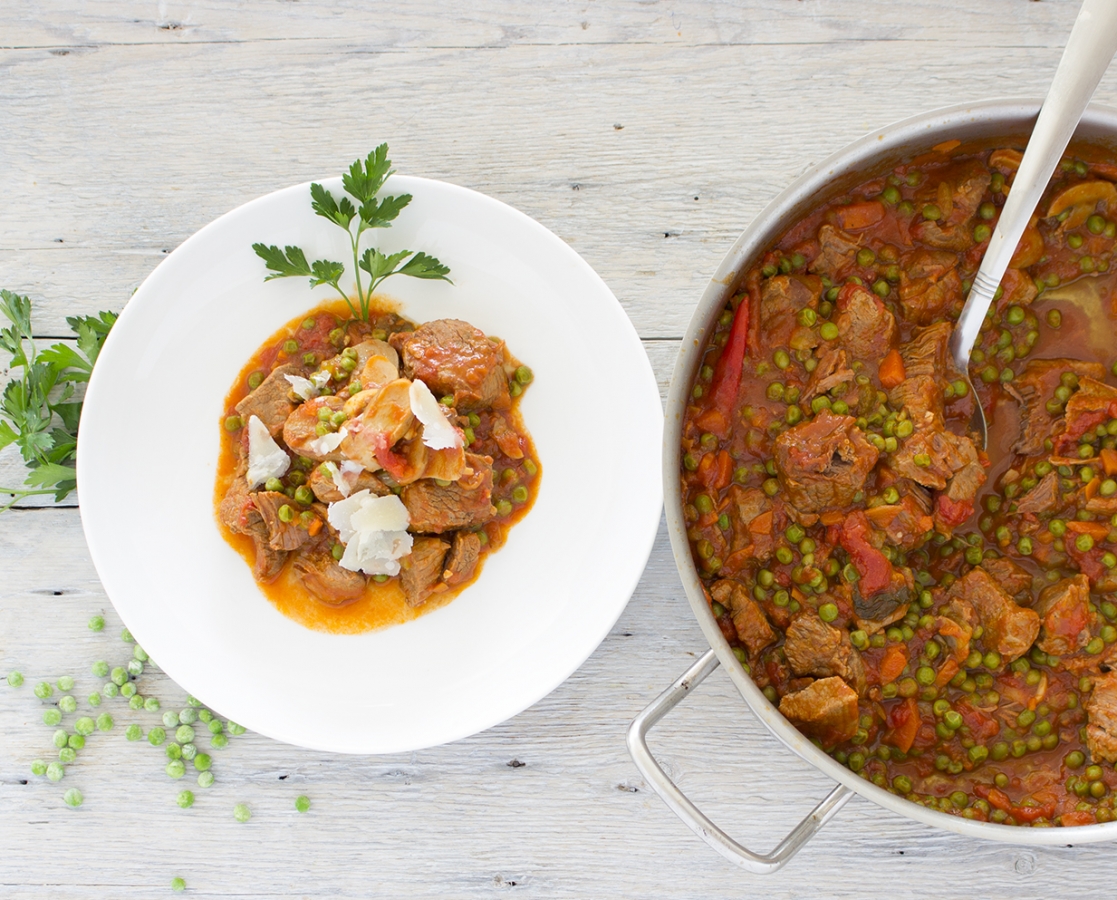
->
[401,453,496,533]
[1035,575,1095,657]
[235,363,300,436]
[400,536,450,607]
[778,677,859,746]
[834,284,895,361]
[291,541,367,606]
[783,614,865,692]
[392,319,510,410]
[774,411,878,525]
[950,567,1038,663]
[710,580,776,657]
[1086,671,1117,763]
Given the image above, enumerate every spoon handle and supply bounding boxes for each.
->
[949,0,1117,371]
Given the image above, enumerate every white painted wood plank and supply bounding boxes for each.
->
[1,0,1080,49]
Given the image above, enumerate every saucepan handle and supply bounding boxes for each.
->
[626,648,853,874]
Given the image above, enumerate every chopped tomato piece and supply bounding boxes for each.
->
[839,511,893,596]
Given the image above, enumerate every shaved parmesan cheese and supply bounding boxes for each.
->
[245,415,290,488]
[328,491,413,576]
[283,370,332,401]
[335,460,364,498]
[307,425,347,457]
[410,379,462,451]
[321,460,364,498]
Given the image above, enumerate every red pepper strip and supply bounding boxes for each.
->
[701,296,750,438]
[839,511,893,597]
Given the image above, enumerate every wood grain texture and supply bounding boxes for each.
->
[4,1,1117,897]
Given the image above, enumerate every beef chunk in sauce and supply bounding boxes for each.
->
[783,614,865,693]
[401,453,495,533]
[778,677,860,746]
[1053,376,1117,461]
[950,567,1039,663]
[804,346,854,402]
[400,536,450,607]
[710,580,776,656]
[291,541,366,606]
[897,249,961,325]
[759,274,821,349]
[251,490,313,553]
[1004,360,1107,456]
[890,428,985,530]
[235,363,300,437]
[808,224,861,280]
[774,411,879,525]
[980,556,1034,602]
[1086,671,1117,763]
[218,469,287,581]
[1014,471,1059,517]
[834,284,895,361]
[391,319,510,410]
[443,531,483,587]
[1036,574,1095,657]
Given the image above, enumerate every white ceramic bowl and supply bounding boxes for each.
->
[79,174,663,753]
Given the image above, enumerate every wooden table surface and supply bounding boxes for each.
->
[4,2,1117,897]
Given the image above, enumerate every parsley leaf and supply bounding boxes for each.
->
[252,243,314,280]
[0,290,116,511]
[342,144,393,203]
[253,144,451,320]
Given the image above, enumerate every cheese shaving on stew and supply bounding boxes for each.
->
[409,379,462,451]
[321,460,364,498]
[283,370,332,401]
[327,491,413,576]
[307,425,347,457]
[245,415,290,487]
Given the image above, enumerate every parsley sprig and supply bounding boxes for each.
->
[0,290,117,511]
[252,144,452,321]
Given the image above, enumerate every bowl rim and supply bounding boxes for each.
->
[663,98,1117,844]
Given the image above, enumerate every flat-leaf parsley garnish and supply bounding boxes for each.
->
[0,290,117,511]
[252,144,451,321]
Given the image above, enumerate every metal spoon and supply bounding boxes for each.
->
[949,0,1117,448]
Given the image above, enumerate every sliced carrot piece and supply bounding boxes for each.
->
[835,200,885,231]
[748,510,773,534]
[878,348,906,389]
[879,644,908,684]
[933,139,961,154]
[1100,447,1117,476]
[1066,520,1109,539]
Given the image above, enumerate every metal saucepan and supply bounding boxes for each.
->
[628,100,1117,873]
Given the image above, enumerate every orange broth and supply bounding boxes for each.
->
[213,298,540,634]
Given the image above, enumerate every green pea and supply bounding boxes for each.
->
[177,790,195,809]
[224,415,243,432]
[820,322,839,341]
[819,603,839,623]
[166,760,187,779]
[234,803,252,823]
[96,713,113,732]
